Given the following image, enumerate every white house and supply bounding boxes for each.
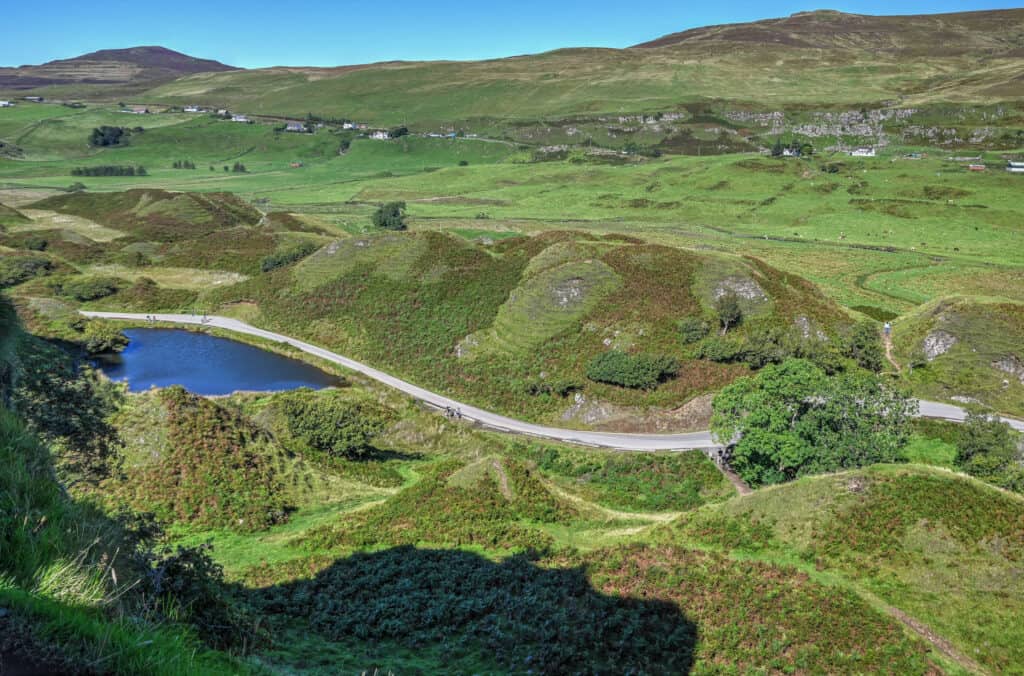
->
[370,130,390,140]
[285,121,306,132]
[342,122,355,129]
[851,147,876,157]
[184,105,201,113]
[0,101,12,107]
[1008,161,1024,174]
[231,114,250,123]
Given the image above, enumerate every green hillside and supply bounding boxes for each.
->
[139,9,1024,126]
[893,296,1024,417]
[668,464,1024,672]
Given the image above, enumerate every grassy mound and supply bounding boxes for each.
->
[211,230,848,424]
[31,189,261,242]
[301,458,583,552]
[110,387,291,532]
[670,464,1024,671]
[894,296,1024,416]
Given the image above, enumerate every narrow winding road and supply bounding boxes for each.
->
[82,312,1024,450]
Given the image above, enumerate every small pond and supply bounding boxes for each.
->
[96,328,341,395]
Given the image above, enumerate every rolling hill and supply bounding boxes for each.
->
[138,8,1024,126]
[0,46,236,95]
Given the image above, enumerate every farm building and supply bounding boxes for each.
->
[23,96,43,102]
[122,105,149,114]
[1008,161,1024,174]
[850,147,876,157]
[231,114,250,123]
[285,121,306,132]
[967,164,987,171]
[0,101,11,107]
[183,105,202,113]
[370,130,390,140]
[342,122,355,129]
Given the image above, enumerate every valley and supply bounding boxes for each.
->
[2,7,1024,675]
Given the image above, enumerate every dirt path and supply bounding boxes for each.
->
[883,333,902,373]
[720,465,753,496]
[885,604,987,674]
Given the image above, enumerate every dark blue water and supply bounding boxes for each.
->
[97,328,340,395]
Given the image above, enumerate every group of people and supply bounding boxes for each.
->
[443,405,464,420]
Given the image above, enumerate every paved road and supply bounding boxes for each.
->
[82,312,1024,450]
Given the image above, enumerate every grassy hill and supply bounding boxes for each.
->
[893,296,1024,417]
[667,464,1024,672]
[202,228,848,426]
[139,9,1024,126]
[0,46,236,97]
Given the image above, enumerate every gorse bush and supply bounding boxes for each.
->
[586,350,678,389]
[0,255,52,288]
[88,126,126,147]
[58,275,123,301]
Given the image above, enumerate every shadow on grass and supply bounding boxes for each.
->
[251,545,697,673]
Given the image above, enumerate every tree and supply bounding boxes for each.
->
[770,138,784,157]
[372,201,408,230]
[88,126,126,147]
[278,391,391,459]
[711,359,916,486]
[714,292,743,334]
[844,320,884,372]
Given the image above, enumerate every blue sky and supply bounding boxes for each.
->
[4,0,1019,68]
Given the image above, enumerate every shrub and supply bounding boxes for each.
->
[586,350,678,389]
[678,316,710,344]
[88,126,125,147]
[81,321,129,355]
[844,320,884,372]
[259,241,318,273]
[71,166,145,177]
[954,412,1023,490]
[59,275,122,301]
[371,201,407,230]
[0,255,53,288]
[277,389,391,459]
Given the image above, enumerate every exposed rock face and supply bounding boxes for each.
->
[551,277,586,308]
[923,330,957,361]
[794,315,828,341]
[713,276,767,302]
[454,334,479,359]
[992,355,1024,384]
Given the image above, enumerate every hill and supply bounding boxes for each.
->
[634,8,1024,54]
[140,8,1024,126]
[667,464,1024,671]
[893,296,1024,417]
[0,46,236,96]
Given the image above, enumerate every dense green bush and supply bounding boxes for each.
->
[586,350,678,389]
[0,255,52,288]
[59,275,123,301]
[260,242,318,273]
[844,320,884,372]
[88,126,126,147]
[371,201,407,230]
[81,321,129,355]
[277,389,391,460]
[955,412,1023,491]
